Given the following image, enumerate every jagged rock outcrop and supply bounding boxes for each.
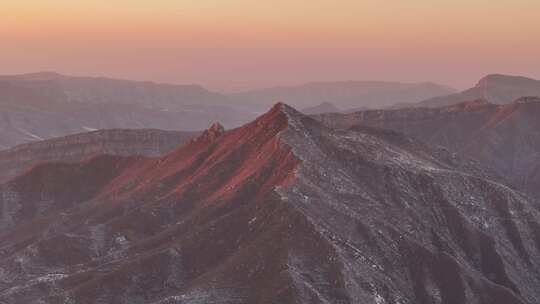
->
[1,104,540,303]
[0,129,197,183]
[196,122,226,142]
[314,97,540,200]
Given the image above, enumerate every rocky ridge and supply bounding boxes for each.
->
[314,97,540,200]
[406,74,540,108]
[0,104,539,303]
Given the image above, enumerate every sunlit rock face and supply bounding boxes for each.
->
[1,103,540,303]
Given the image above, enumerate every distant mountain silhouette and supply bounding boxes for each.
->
[300,102,340,114]
[230,80,456,112]
[397,74,540,108]
[0,72,227,106]
[0,72,249,149]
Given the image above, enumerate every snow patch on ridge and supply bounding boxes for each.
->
[82,126,98,132]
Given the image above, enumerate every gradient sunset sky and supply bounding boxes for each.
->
[3,0,540,91]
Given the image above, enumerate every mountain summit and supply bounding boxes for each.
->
[1,103,540,303]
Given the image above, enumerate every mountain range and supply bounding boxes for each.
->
[314,97,540,200]
[1,103,540,303]
[396,74,540,108]
[231,81,457,112]
[0,73,454,150]
[3,72,540,151]
[0,72,248,150]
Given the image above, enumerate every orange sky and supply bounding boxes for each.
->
[2,0,540,91]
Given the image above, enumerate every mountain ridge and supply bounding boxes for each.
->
[0,72,457,149]
[2,103,540,303]
[0,128,197,183]
[314,97,540,200]
[229,80,457,112]
[403,74,540,108]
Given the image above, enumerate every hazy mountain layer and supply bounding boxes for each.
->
[230,81,456,112]
[0,73,249,149]
[399,74,540,108]
[300,102,340,115]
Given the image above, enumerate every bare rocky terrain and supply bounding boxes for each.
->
[314,97,540,201]
[1,104,540,303]
[0,129,197,183]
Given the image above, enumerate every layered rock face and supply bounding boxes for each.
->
[314,97,540,200]
[1,104,540,303]
[0,129,197,183]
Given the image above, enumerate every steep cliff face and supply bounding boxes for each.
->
[1,104,540,303]
[314,97,540,200]
[0,129,197,183]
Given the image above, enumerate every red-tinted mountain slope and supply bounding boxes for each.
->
[1,104,540,303]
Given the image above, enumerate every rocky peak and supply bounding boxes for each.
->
[273,101,304,118]
[269,101,292,114]
[208,122,225,136]
[252,102,299,127]
[196,122,226,142]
